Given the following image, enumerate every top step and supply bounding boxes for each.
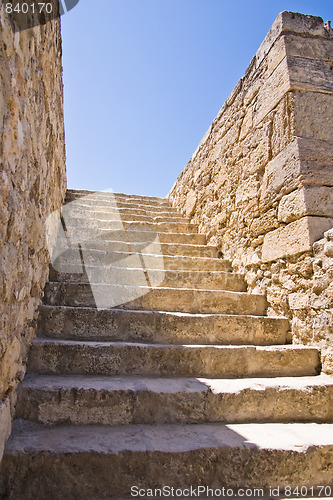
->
[66,190,170,208]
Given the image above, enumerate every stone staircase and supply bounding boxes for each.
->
[1,190,333,499]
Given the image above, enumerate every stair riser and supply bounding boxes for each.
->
[43,283,267,315]
[28,342,320,378]
[51,249,231,272]
[2,438,332,500]
[56,227,206,245]
[38,306,289,345]
[61,217,198,234]
[48,267,246,292]
[16,381,333,426]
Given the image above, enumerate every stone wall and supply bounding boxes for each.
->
[169,12,333,372]
[0,4,66,460]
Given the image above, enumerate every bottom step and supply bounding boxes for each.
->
[1,420,333,499]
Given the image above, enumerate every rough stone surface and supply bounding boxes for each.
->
[1,189,333,496]
[15,373,333,425]
[262,216,333,262]
[168,11,333,372]
[2,9,333,494]
[0,398,12,461]
[1,421,333,499]
[0,4,66,460]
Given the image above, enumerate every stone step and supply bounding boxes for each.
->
[15,374,333,426]
[1,420,332,499]
[66,189,169,205]
[65,194,174,211]
[64,199,181,214]
[62,217,198,234]
[66,191,170,205]
[64,196,176,212]
[59,227,206,245]
[51,240,220,258]
[38,305,290,346]
[28,339,320,378]
[48,266,247,292]
[44,282,267,315]
[63,208,189,223]
[51,248,231,272]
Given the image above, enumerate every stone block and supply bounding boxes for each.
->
[288,56,333,94]
[250,209,279,238]
[278,189,306,223]
[278,186,333,222]
[253,57,290,127]
[297,137,333,186]
[262,216,333,262]
[0,397,11,463]
[288,292,310,310]
[292,92,333,142]
[254,11,331,72]
[235,176,259,208]
[260,138,333,211]
[259,139,301,209]
[184,190,197,217]
[0,337,21,396]
[277,11,330,38]
[284,34,333,62]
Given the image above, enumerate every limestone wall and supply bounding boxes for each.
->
[0,5,66,459]
[169,12,333,372]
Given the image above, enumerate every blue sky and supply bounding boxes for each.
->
[61,0,332,197]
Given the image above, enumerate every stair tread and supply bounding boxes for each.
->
[21,373,333,393]
[6,419,333,453]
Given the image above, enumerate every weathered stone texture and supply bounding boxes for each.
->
[256,229,333,375]
[169,12,333,371]
[0,4,66,460]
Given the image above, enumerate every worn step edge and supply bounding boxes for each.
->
[16,373,333,425]
[1,420,332,500]
[38,305,290,346]
[28,339,321,378]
